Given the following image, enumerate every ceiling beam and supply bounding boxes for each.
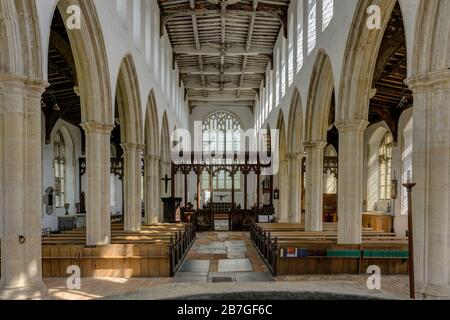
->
[373,32,405,82]
[186,85,258,91]
[172,45,272,56]
[189,101,255,107]
[237,0,259,99]
[188,94,256,102]
[179,66,266,76]
[190,0,207,97]
[219,1,226,94]
[161,5,287,38]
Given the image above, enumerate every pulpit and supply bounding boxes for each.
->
[162,197,182,223]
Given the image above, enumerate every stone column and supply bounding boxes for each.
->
[277,159,288,222]
[304,141,327,231]
[122,143,144,231]
[335,119,368,245]
[81,121,114,245]
[287,153,304,223]
[406,71,450,298]
[144,155,161,224]
[0,75,48,299]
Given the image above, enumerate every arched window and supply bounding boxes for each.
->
[281,37,287,97]
[275,47,280,107]
[202,112,241,191]
[288,12,294,86]
[322,0,334,31]
[54,130,66,208]
[296,1,304,73]
[307,0,317,55]
[379,132,393,200]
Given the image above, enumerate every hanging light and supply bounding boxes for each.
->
[51,96,60,111]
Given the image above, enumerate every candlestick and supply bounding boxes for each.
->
[402,179,416,300]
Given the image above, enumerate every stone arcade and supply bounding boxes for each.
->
[0,0,449,300]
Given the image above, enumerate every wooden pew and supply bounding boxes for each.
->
[250,223,409,277]
[39,223,196,278]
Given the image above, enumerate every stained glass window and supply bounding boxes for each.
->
[379,132,393,200]
[202,112,241,191]
[54,130,66,207]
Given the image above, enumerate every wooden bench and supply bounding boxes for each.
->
[37,223,196,278]
[250,223,408,277]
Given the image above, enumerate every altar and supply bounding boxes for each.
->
[57,214,86,232]
[362,211,394,233]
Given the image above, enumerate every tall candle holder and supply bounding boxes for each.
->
[64,203,70,216]
[402,170,416,300]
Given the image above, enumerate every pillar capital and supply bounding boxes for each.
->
[303,141,327,150]
[121,143,145,152]
[406,70,450,93]
[286,152,304,160]
[0,72,48,89]
[335,119,368,133]
[81,121,114,135]
[144,154,161,162]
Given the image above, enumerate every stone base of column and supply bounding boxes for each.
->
[0,281,48,300]
[416,282,450,300]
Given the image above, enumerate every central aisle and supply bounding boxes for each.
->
[174,232,273,283]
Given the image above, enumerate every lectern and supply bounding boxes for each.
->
[161,197,182,223]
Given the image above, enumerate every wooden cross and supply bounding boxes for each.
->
[161,174,172,193]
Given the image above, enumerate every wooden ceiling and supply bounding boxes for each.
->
[369,2,412,141]
[42,9,81,143]
[158,0,290,112]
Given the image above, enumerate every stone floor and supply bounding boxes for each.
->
[174,231,272,283]
[43,231,412,300]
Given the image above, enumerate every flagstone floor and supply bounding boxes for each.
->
[174,231,273,284]
[43,231,413,300]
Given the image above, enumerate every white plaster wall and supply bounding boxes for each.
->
[258,0,420,142]
[396,108,413,237]
[363,123,389,212]
[34,0,189,145]
[41,118,83,231]
[362,110,413,237]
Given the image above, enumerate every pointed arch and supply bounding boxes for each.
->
[0,0,42,79]
[160,111,171,164]
[276,110,288,222]
[115,54,143,145]
[276,110,287,157]
[411,0,450,76]
[287,88,304,155]
[144,89,161,224]
[305,50,335,142]
[337,0,397,120]
[145,89,160,157]
[57,0,113,124]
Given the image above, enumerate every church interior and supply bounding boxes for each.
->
[0,0,449,301]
